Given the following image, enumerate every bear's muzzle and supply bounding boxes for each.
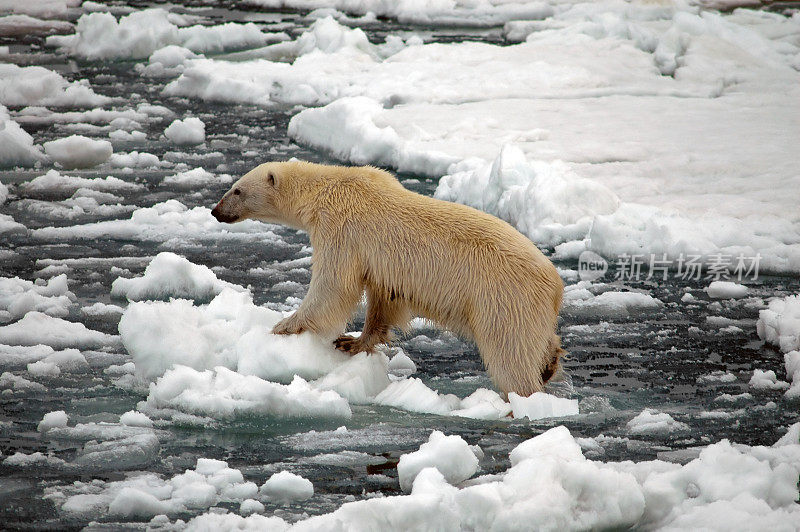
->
[211,204,238,223]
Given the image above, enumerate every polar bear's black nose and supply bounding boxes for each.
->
[211,205,222,221]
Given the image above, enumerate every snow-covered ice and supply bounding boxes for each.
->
[0,311,118,349]
[164,117,205,146]
[0,274,74,321]
[111,252,245,302]
[46,8,271,59]
[627,409,691,435]
[396,430,479,492]
[706,280,749,299]
[259,471,314,503]
[43,135,112,169]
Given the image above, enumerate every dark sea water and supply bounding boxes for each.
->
[1,2,798,528]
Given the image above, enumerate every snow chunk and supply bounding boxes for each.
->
[32,199,272,242]
[0,312,118,349]
[749,369,789,391]
[108,151,159,168]
[387,349,416,379]
[163,167,229,187]
[244,0,554,27]
[374,377,460,415]
[706,281,748,299]
[43,135,112,169]
[0,104,44,168]
[260,471,313,503]
[81,302,124,317]
[118,288,348,381]
[38,410,69,432]
[0,371,46,392]
[120,410,153,428]
[397,430,479,492]
[239,498,265,515]
[758,295,800,354]
[111,252,245,302]
[3,451,66,467]
[164,117,205,146]
[0,274,73,320]
[27,348,87,376]
[23,169,143,193]
[563,288,663,319]
[56,457,258,519]
[142,366,352,420]
[0,63,108,107]
[509,392,579,421]
[311,351,390,404]
[783,351,800,400]
[47,8,269,59]
[510,426,584,466]
[627,409,690,435]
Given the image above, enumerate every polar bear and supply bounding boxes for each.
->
[211,161,564,396]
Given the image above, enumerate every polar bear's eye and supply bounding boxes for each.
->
[233,188,241,195]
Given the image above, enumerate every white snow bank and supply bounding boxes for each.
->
[260,471,313,503]
[38,410,68,432]
[47,8,270,59]
[0,104,45,168]
[53,458,258,518]
[195,424,800,530]
[141,366,352,420]
[0,274,74,321]
[627,409,690,435]
[397,430,479,492]
[437,144,620,245]
[43,135,112,169]
[0,63,108,107]
[32,199,276,243]
[111,252,245,302]
[23,169,143,193]
[164,117,205,146]
[706,281,749,299]
[0,312,118,349]
[264,6,800,272]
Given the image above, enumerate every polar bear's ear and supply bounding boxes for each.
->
[267,172,275,186]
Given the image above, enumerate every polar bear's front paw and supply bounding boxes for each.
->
[333,335,370,355]
[272,316,306,335]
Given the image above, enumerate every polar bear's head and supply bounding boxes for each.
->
[212,162,307,228]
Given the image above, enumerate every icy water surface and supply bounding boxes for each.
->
[1,1,799,529]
